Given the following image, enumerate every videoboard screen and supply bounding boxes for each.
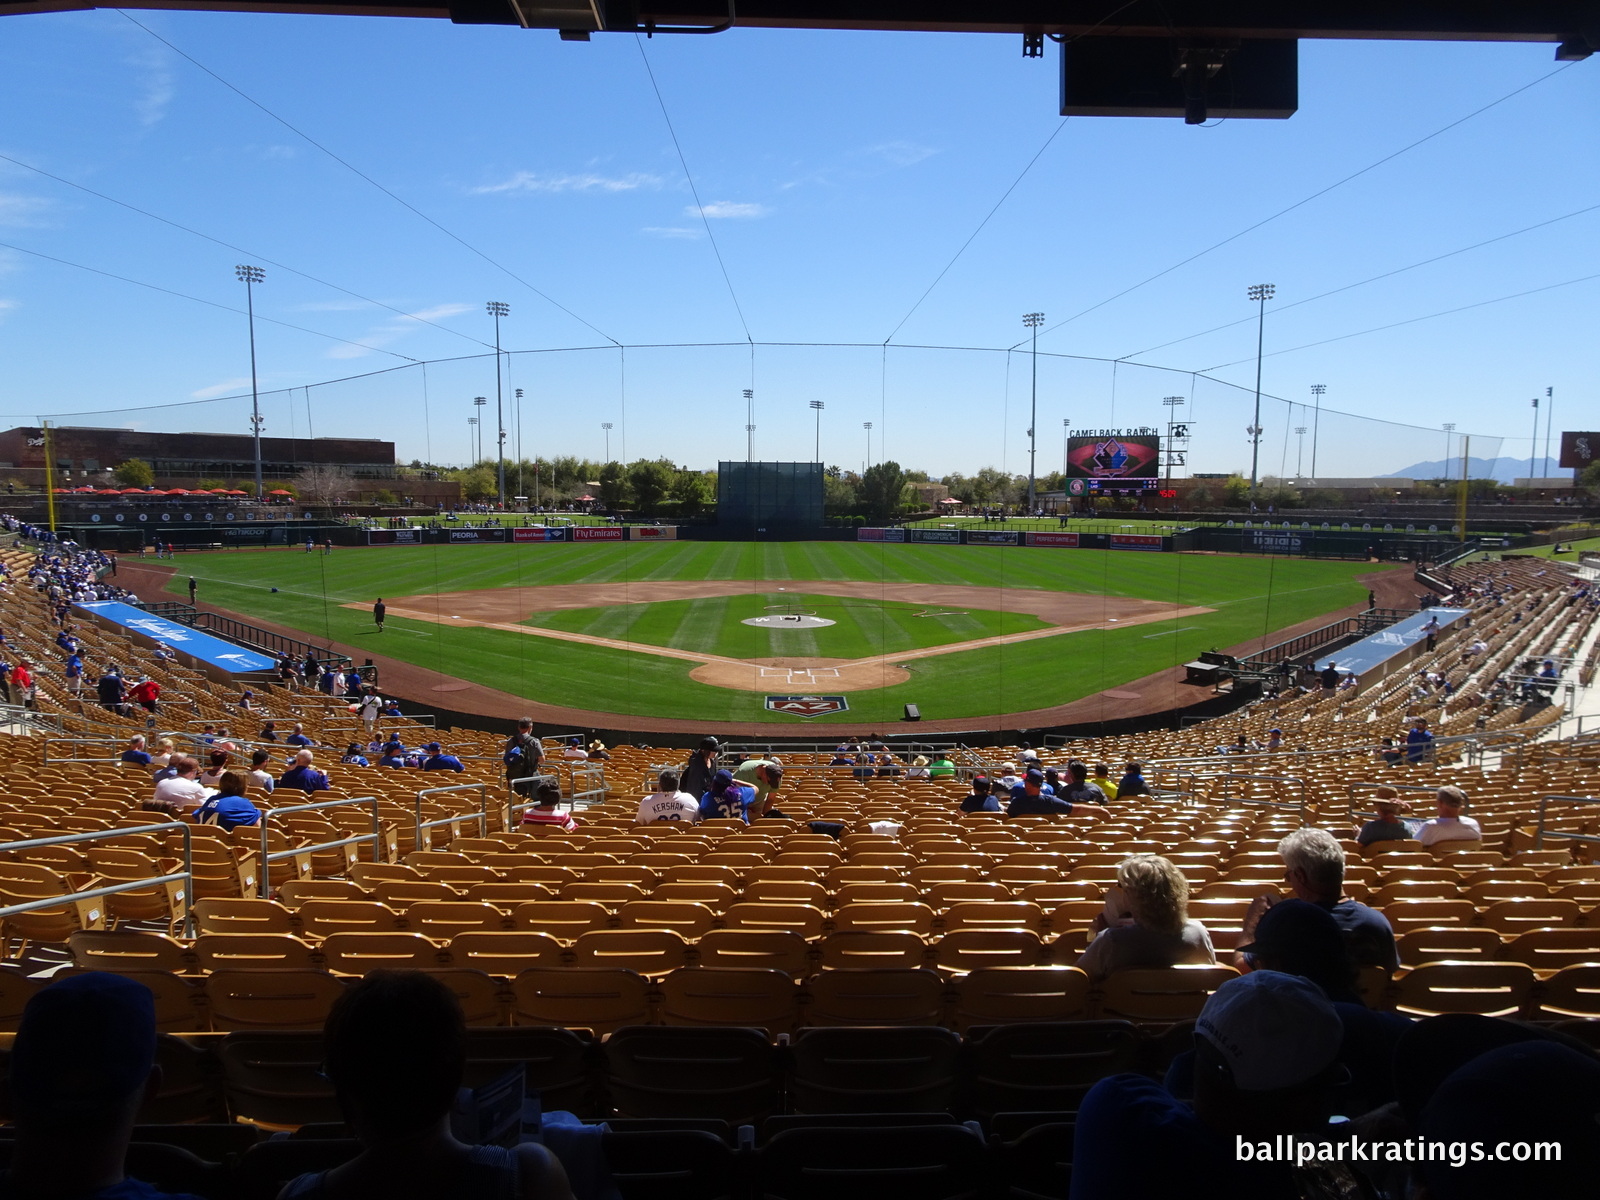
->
[1066,431,1160,491]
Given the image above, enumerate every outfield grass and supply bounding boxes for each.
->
[170,541,1377,724]
[522,592,1048,659]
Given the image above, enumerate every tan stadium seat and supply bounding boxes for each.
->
[317,930,443,972]
[695,929,812,974]
[421,968,507,1026]
[192,933,320,972]
[1377,899,1477,935]
[650,882,739,909]
[511,901,612,942]
[1394,962,1535,1019]
[742,880,829,909]
[802,967,947,1027]
[0,861,107,957]
[1094,965,1239,1022]
[1478,898,1581,935]
[373,880,463,908]
[1534,966,1600,1019]
[70,929,194,974]
[832,902,936,936]
[834,882,921,906]
[1502,929,1600,976]
[570,929,689,976]
[927,882,1013,909]
[932,929,1045,973]
[206,969,348,1032]
[277,880,368,906]
[193,898,295,935]
[818,930,928,971]
[405,901,509,939]
[615,900,718,938]
[657,966,800,1035]
[465,882,555,907]
[948,966,1092,1032]
[1396,927,1505,967]
[721,903,826,940]
[941,901,1046,935]
[84,848,188,937]
[561,882,649,907]
[511,968,651,1034]
[447,931,564,975]
[295,900,406,939]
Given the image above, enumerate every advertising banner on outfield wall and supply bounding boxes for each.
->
[1248,530,1306,553]
[368,529,420,546]
[512,527,567,543]
[857,528,906,542]
[910,529,962,544]
[629,526,677,541]
[572,526,626,542]
[965,530,1020,546]
[447,528,506,543]
[1110,534,1165,551]
[1025,532,1081,547]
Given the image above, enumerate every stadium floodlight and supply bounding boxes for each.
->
[467,416,478,466]
[514,387,525,502]
[863,421,873,471]
[743,389,755,462]
[602,422,614,462]
[1023,312,1045,514]
[486,302,510,510]
[1442,423,1456,485]
[473,397,487,463]
[1309,384,1326,481]
[235,265,266,498]
[809,400,825,463]
[1246,284,1275,494]
[1062,417,1071,479]
[1294,425,1308,477]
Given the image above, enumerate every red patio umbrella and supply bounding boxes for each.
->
[208,488,230,494]
[52,488,68,494]
[939,497,961,505]
[166,489,190,495]
[577,495,595,502]
[120,487,147,494]
[97,488,122,495]
[224,489,248,495]
[268,489,294,496]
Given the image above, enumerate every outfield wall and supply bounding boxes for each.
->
[858,527,1173,551]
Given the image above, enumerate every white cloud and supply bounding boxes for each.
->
[866,140,938,168]
[690,201,768,219]
[403,302,473,322]
[642,226,703,239]
[191,378,252,399]
[0,193,50,228]
[323,301,474,360]
[130,43,175,128]
[0,299,18,322]
[471,171,664,195]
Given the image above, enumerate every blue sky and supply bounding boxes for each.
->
[0,14,1594,478]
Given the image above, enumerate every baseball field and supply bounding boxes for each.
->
[164,541,1379,725]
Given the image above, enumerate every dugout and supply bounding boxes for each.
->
[717,461,824,533]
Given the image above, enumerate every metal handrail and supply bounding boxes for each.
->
[1206,773,1308,815]
[257,796,382,899]
[0,821,194,937]
[565,763,607,809]
[1534,796,1600,851]
[415,784,490,846]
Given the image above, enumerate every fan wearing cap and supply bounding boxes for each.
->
[1414,785,1481,848]
[1071,972,1348,1200]
[2,972,203,1200]
[1007,767,1071,817]
[420,743,465,773]
[732,758,784,817]
[1356,787,1414,848]
[561,736,589,761]
[960,775,1000,813]
[377,741,407,770]
[680,736,721,798]
[698,769,757,824]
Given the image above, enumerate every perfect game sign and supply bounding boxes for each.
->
[1067,428,1160,493]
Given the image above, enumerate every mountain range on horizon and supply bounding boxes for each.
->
[1379,456,1566,484]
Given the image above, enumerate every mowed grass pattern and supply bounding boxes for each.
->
[522,592,1047,659]
[169,541,1377,724]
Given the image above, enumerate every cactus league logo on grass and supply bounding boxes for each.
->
[765,695,850,718]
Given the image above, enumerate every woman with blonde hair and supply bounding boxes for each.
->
[1076,854,1216,981]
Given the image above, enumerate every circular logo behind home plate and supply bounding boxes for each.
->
[742,613,836,629]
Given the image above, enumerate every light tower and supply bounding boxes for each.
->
[743,389,755,462]
[1294,425,1308,478]
[486,301,509,509]
[1246,283,1275,494]
[1309,384,1326,481]
[234,265,266,498]
[863,422,873,472]
[467,416,478,465]
[602,422,614,462]
[1442,423,1457,486]
[809,400,824,463]
[1022,312,1045,513]
[514,387,525,502]
[1161,396,1187,490]
[472,397,486,463]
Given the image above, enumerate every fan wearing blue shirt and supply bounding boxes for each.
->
[277,750,331,793]
[421,743,465,772]
[698,769,757,823]
[285,723,315,748]
[377,742,408,769]
[194,773,261,831]
[119,736,152,767]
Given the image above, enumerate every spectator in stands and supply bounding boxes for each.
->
[680,735,720,796]
[278,749,331,794]
[732,758,784,815]
[1071,971,1348,1200]
[586,739,611,761]
[356,689,382,736]
[1088,762,1120,800]
[382,699,402,719]
[1246,827,1398,972]
[340,743,370,767]
[850,751,876,781]
[94,665,125,714]
[377,741,407,770]
[1006,767,1065,816]
[283,971,571,1200]
[1059,761,1113,817]
[63,651,83,697]
[1116,761,1150,797]
[1405,716,1434,764]
[927,751,956,779]
[1320,659,1340,689]
[2,973,197,1200]
[960,774,1000,813]
[905,755,930,779]
[1233,897,1360,1004]
[699,769,756,824]
[238,688,255,712]
[196,750,230,788]
[194,772,261,831]
[285,723,314,748]
[1263,728,1284,752]
[1415,785,1482,848]
[996,762,1021,789]
[1357,788,1413,848]
[11,659,35,710]
[1077,854,1216,981]
[259,721,278,742]
[119,736,151,767]
[636,770,700,824]
[420,742,464,772]
[1376,736,1403,766]
[561,736,588,760]
[503,718,542,798]
[875,752,903,779]
[247,749,275,794]
[520,782,579,832]
[148,757,208,815]
[148,738,175,770]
